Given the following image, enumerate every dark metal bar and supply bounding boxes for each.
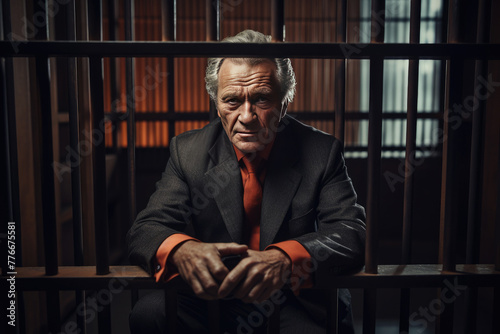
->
[161,0,175,41]
[165,287,177,334]
[1,0,22,270]
[36,56,59,276]
[108,110,442,121]
[206,0,218,121]
[494,288,500,334]
[67,0,84,271]
[440,0,462,274]
[13,264,500,291]
[206,0,218,41]
[326,289,338,334]
[2,41,500,59]
[124,0,136,225]
[364,2,385,332]
[400,1,421,331]
[66,1,87,331]
[362,289,377,334]
[365,0,385,274]
[36,55,62,332]
[464,1,492,333]
[334,0,346,144]
[108,0,120,150]
[466,0,491,266]
[125,0,138,308]
[162,0,177,139]
[97,301,112,333]
[437,2,463,332]
[89,55,110,276]
[88,0,112,322]
[271,0,284,42]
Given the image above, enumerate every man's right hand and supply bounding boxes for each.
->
[169,241,248,300]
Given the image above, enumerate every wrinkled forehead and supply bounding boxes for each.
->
[217,59,279,89]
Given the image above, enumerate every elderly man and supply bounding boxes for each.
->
[127,30,366,334]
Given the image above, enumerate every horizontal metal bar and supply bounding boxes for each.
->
[2,41,500,59]
[103,111,443,122]
[8,264,500,291]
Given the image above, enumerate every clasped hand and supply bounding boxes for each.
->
[170,241,291,303]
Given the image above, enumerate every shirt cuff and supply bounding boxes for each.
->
[154,234,199,283]
[266,240,314,293]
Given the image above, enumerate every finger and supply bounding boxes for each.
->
[215,242,248,257]
[206,256,230,282]
[247,284,275,304]
[193,266,222,298]
[232,269,263,300]
[218,264,247,298]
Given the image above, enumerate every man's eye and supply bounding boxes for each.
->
[225,98,239,104]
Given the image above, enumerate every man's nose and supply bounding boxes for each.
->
[239,101,256,124]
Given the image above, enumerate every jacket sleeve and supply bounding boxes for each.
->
[126,136,194,275]
[294,139,366,282]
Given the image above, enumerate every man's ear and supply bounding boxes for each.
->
[280,101,288,120]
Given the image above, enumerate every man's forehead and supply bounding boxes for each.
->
[218,59,279,90]
[219,58,277,76]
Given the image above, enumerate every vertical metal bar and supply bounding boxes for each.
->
[400,1,421,332]
[87,2,111,333]
[440,0,461,274]
[464,1,492,333]
[2,1,23,333]
[163,0,177,138]
[362,289,377,334]
[365,0,385,275]
[271,0,284,42]
[364,2,384,333]
[67,0,84,270]
[36,55,62,332]
[206,0,218,121]
[494,109,500,334]
[125,0,138,309]
[334,0,346,144]
[165,287,178,334]
[1,0,22,269]
[466,0,491,266]
[326,289,338,334]
[36,56,59,276]
[206,0,218,41]
[437,2,462,333]
[89,55,110,277]
[66,1,87,332]
[108,0,119,151]
[124,0,136,226]
[87,0,109,276]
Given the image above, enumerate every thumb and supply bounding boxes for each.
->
[215,242,248,257]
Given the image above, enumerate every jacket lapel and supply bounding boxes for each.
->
[204,131,245,244]
[260,124,302,249]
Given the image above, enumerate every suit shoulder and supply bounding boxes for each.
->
[174,118,222,145]
[286,116,340,150]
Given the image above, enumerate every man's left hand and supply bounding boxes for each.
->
[217,249,291,303]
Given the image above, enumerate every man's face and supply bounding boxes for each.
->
[217,59,285,154]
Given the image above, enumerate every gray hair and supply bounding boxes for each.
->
[205,30,296,104]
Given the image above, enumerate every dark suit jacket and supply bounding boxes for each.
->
[127,115,366,324]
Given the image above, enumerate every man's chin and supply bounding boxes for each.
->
[234,142,265,155]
